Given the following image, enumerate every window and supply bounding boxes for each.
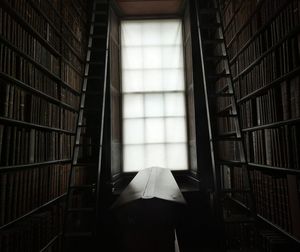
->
[121,19,188,172]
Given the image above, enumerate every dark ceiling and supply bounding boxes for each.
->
[115,0,185,17]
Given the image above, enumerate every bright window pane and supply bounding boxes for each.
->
[161,21,182,45]
[143,47,162,68]
[122,19,188,172]
[162,46,183,68]
[165,93,186,116]
[121,23,142,46]
[143,70,162,91]
[122,47,143,69]
[124,145,144,172]
[166,144,188,170]
[122,70,143,92]
[142,22,161,45]
[123,94,144,118]
[145,94,164,117]
[123,119,144,144]
[145,144,166,168]
[145,118,165,143]
[162,69,184,91]
[166,118,187,143]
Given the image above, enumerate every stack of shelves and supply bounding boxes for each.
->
[219,0,300,250]
[0,0,89,251]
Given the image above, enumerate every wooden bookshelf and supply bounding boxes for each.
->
[0,0,90,251]
[219,0,300,249]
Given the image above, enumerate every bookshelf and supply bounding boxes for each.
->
[219,0,300,249]
[0,0,90,251]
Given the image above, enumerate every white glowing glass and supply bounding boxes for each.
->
[123,119,144,144]
[145,144,166,168]
[142,22,161,45]
[123,94,144,118]
[122,70,143,92]
[121,20,188,172]
[121,23,142,46]
[122,47,143,69]
[166,144,188,170]
[143,47,162,69]
[166,118,187,142]
[162,69,185,91]
[145,118,165,143]
[161,21,181,45]
[143,70,163,91]
[145,94,164,117]
[165,93,186,116]
[162,46,183,68]
[123,145,144,172]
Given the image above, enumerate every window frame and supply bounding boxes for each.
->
[119,17,191,173]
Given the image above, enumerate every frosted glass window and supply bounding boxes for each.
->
[145,94,164,117]
[123,94,144,118]
[145,118,165,143]
[165,93,185,116]
[122,70,143,92]
[166,118,187,143]
[123,119,144,144]
[122,19,188,172]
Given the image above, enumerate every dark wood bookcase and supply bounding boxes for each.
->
[219,0,300,250]
[0,0,89,251]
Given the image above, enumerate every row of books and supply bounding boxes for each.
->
[216,116,236,135]
[0,82,80,130]
[0,203,64,252]
[217,140,243,162]
[256,229,299,252]
[61,0,87,42]
[244,125,300,169]
[231,33,300,80]
[0,164,70,226]
[61,21,86,61]
[0,10,85,92]
[238,78,300,128]
[222,165,251,207]
[227,0,300,62]
[62,42,84,74]
[71,166,97,187]
[61,87,80,108]
[224,0,291,49]
[249,170,300,239]
[220,0,241,30]
[225,220,299,252]
[60,108,77,132]
[0,41,60,79]
[0,83,61,128]
[61,61,82,93]
[234,40,299,100]
[30,0,61,30]
[0,125,74,166]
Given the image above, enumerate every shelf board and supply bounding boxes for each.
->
[237,66,300,104]
[0,72,79,112]
[257,214,300,244]
[39,233,61,252]
[232,26,300,82]
[0,159,72,171]
[0,194,67,231]
[229,0,291,64]
[241,117,300,132]
[248,163,300,174]
[0,116,76,134]
[0,35,81,96]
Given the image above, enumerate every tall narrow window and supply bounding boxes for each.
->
[121,20,188,172]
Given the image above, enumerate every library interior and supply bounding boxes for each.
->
[0,0,300,251]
